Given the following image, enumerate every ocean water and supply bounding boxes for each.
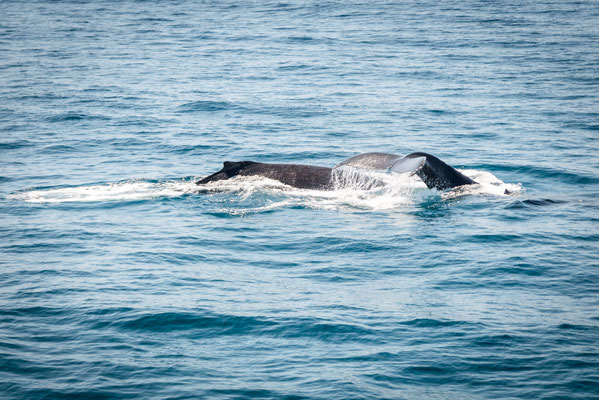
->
[1,0,599,398]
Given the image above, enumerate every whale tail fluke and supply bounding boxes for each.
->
[335,152,476,190]
[399,152,476,190]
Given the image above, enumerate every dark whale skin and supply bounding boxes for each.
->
[404,152,475,190]
[197,161,334,190]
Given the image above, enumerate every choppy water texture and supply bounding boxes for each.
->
[1,1,599,399]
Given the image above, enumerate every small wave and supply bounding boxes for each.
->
[399,318,473,328]
[506,198,568,209]
[287,36,314,42]
[112,311,274,335]
[487,164,598,186]
[176,100,235,113]
[137,17,172,23]
[8,179,198,204]
[46,112,109,122]
[0,140,35,150]
[42,144,78,153]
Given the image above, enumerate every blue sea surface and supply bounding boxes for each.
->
[1,1,599,399]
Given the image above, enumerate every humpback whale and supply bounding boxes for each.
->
[197,152,477,191]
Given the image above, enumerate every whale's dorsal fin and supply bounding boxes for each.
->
[223,161,240,169]
[197,161,256,185]
[222,161,255,171]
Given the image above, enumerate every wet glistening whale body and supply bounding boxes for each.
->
[197,152,477,191]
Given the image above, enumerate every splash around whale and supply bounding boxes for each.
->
[8,152,519,207]
[197,152,486,192]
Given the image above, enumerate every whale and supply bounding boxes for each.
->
[196,152,477,191]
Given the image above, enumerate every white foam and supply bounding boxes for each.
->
[8,169,521,209]
[8,179,199,204]
[441,169,522,199]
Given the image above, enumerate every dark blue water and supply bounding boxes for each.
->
[2,1,599,399]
